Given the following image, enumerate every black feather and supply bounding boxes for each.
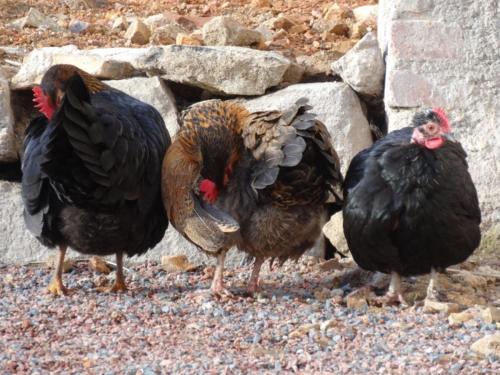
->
[343,126,481,276]
[21,66,171,259]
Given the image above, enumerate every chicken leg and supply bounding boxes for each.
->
[47,245,70,296]
[247,258,264,294]
[377,272,407,306]
[426,267,441,300]
[211,251,232,297]
[97,252,127,293]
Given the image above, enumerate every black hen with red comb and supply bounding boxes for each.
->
[22,64,171,295]
[342,108,481,305]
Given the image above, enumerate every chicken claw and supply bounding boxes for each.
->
[97,280,128,293]
[374,272,408,307]
[46,245,71,296]
[210,251,234,298]
[97,252,128,293]
[374,292,408,307]
[47,278,70,296]
[211,283,234,299]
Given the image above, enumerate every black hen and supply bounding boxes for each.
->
[22,64,171,295]
[343,108,481,304]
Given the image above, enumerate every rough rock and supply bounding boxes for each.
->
[0,69,16,162]
[0,181,47,264]
[351,20,374,39]
[423,299,460,314]
[137,45,291,95]
[345,288,370,309]
[0,181,248,268]
[245,82,372,174]
[64,0,100,9]
[452,270,488,288]
[470,333,500,357]
[8,8,61,32]
[290,323,320,338]
[45,254,75,273]
[324,4,353,21]
[268,15,297,31]
[68,20,90,33]
[88,256,111,274]
[250,0,271,8]
[482,307,500,324]
[125,19,151,45]
[353,5,378,24]
[150,23,187,45]
[254,25,274,42]
[378,0,500,239]
[161,255,197,272]
[202,16,262,47]
[288,24,309,35]
[11,46,149,88]
[311,19,333,34]
[332,32,385,98]
[320,319,340,332]
[296,51,339,77]
[280,62,304,86]
[318,258,343,272]
[111,16,128,31]
[143,14,179,31]
[329,23,351,37]
[448,308,480,326]
[314,287,332,301]
[175,33,203,46]
[323,214,349,255]
[105,76,179,136]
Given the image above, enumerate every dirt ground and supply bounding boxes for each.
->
[0,0,376,56]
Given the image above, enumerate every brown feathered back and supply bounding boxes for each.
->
[241,99,342,207]
[162,98,343,254]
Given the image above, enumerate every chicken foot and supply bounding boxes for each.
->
[211,251,233,297]
[47,245,70,296]
[97,252,127,293]
[376,272,407,306]
[247,258,264,294]
[425,267,445,301]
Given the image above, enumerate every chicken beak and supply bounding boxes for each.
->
[442,132,457,142]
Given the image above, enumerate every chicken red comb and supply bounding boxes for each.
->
[33,86,55,120]
[199,179,218,204]
[432,108,451,133]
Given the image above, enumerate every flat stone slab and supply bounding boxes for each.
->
[137,45,292,95]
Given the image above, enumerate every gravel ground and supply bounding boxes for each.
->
[0,257,499,374]
[0,0,375,58]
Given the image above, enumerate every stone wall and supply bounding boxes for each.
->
[379,0,500,254]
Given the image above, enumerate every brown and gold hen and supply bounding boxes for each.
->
[162,99,343,296]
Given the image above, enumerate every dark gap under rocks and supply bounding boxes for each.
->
[0,161,22,182]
